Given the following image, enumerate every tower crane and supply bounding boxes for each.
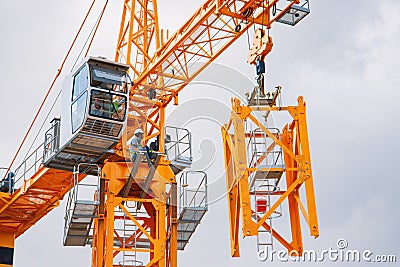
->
[0,0,318,267]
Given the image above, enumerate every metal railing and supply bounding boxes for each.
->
[247,128,284,169]
[63,163,101,242]
[12,143,44,191]
[165,126,192,163]
[66,163,101,207]
[6,118,61,192]
[178,171,207,214]
[43,118,60,163]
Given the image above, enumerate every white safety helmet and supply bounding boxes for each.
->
[134,128,144,136]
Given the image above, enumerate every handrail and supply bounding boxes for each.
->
[12,142,44,189]
[165,126,192,162]
[179,171,207,214]
[10,118,61,191]
[43,118,60,163]
[73,163,101,204]
[63,163,101,245]
[248,127,283,169]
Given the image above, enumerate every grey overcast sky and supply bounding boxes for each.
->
[1,0,399,266]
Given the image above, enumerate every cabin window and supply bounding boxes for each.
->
[72,66,89,100]
[90,65,128,93]
[71,91,88,133]
[89,89,127,121]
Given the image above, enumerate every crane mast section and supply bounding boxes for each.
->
[222,96,319,257]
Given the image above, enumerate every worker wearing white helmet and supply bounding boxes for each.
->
[129,128,157,163]
[129,128,144,161]
[134,128,144,135]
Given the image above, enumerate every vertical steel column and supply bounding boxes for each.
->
[281,125,303,254]
[296,97,319,237]
[0,232,14,267]
[170,183,178,267]
[221,126,241,257]
[231,100,257,237]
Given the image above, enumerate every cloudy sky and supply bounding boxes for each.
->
[0,0,399,266]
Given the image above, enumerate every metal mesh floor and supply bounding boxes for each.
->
[276,5,310,26]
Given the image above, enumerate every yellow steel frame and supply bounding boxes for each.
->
[113,0,301,155]
[0,168,85,236]
[221,96,319,257]
[0,1,314,267]
[98,1,310,266]
[91,160,175,267]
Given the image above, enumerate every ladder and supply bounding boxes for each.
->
[254,181,274,253]
[63,164,100,246]
[247,128,284,253]
[118,204,144,267]
[104,203,151,266]
[248,128,285,189]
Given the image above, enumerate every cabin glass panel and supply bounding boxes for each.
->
[71,91,88,133]
[90,65,128,93]
[72,66,89,100]
[89,89,127,121]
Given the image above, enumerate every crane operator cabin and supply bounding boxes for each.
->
[43,57,130,174]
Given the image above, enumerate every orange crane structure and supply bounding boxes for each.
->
[0,0,318,267]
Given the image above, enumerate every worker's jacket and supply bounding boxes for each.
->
[129,137,143,159]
